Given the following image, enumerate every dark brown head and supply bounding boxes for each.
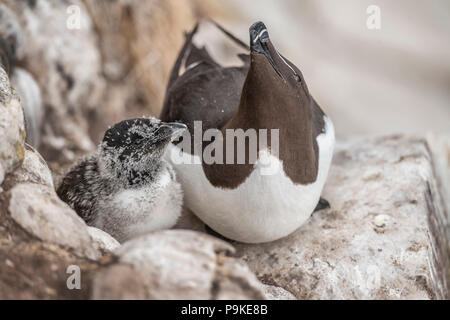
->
[220,22,319,186]
[246,21,311,109]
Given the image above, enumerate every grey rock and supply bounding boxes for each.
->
[6,182,100,260]
[3,0,102,168]
[10,68,43,148]
[84,0,197,113]
[2,143,102,261]
[0,3,24,62]
[92,230,266,300]
[0,67,11,102]
[3,144,53,189]
[425,133,450,298]
[426,133,450,233]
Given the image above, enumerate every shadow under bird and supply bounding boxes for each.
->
[161,21,335,243]
[57,118,187,243]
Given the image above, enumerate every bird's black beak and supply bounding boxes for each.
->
[249,21,282,78]
[160,122,188,141]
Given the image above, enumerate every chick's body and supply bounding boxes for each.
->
[57,118,186,243]
[57,156,182,243]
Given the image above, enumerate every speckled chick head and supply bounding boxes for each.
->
[98,117,186,185]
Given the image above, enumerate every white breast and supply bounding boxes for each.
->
[94,166,183,242]
[166,116,335,243]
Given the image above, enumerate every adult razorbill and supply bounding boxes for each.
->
[161,21,335,243]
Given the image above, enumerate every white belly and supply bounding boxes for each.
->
[94,166,183,243]
[166,116,335,243]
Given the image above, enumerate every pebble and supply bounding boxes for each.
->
[374,214,389,228]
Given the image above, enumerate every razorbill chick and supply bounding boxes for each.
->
[1,4,42,147]
[57,117,187,243]
[161,21,335,243]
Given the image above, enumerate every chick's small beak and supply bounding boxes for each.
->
[161,122,188,141]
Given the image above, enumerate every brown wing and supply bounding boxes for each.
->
[160,21,250,136]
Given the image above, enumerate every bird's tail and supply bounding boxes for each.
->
[206,18,249,51]
[166,22,200,91]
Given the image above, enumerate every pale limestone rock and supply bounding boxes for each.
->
[263,285,297,300]
[3,145,53,189]
[91,263,148,300]
[6,182,100,260]
[1,142,102,261]
[234,136,446,300]
[0,67,25,186]
[1,0,205,173]
[2,1,265,300]
[3,0,102,168]
[373,214,389,228]
[10,68,43,148]
[175,207,207,232]
[213,256,267,300]
[0,83,105,298]
[87,226,120,255]
[84,0,196,113]
[2,142,101,262]
[92,230,266,300]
